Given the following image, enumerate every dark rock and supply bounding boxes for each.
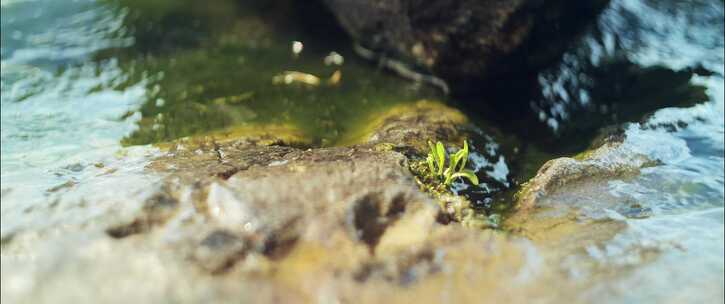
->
[322,0,610,94]
[194,230,249,274]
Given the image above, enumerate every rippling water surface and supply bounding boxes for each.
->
[1,0,440,223]
[1,0,158,233]
[534,0,724,301]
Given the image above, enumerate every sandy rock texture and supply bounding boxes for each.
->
[1,102,643,304]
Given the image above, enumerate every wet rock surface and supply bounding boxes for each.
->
[0,101,476,302]
[321,0,610,94]
[3,0,723,302]
[515,129,655,211]
[1,102,646,303]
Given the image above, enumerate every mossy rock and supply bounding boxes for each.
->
[334,99,469,151]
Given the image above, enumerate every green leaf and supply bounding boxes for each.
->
[426,154,435,173]
[450,170,479,185]
[428,141,436,157]
[443,166,454,185]
[452,150,465,172]
[435,141,446,176]
[458,140,469,171]
[449,152,461,175]
[427,141,440,176]
[443,166,452,178]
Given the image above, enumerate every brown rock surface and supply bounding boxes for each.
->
[1,101,642,303]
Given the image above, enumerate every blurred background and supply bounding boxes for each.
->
[1,0,723,303]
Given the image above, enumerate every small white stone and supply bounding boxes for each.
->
[292,41,303,56]
[268,160,289,166]
[323,51,344,66]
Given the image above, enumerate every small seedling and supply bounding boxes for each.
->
[426,140,479,186]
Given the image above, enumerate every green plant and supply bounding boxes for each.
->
[426,140,479,186]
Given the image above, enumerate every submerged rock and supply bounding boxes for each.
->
[505,126,663,252]
[321,0,610,94]
[515,128,656,212]
[498,127,670,286]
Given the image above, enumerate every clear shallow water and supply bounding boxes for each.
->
[1,0,724,302]
[1,0,156,221]
[533,0,724,302]
[0,0,440,216]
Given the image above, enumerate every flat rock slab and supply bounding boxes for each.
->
[2,138,549,303]
[1,102,643,303]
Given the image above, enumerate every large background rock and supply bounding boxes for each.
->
[321,0,610,95]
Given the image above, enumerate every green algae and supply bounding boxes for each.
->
[101,0,442,147]
[96,0,710,227]
[332,100,469,148]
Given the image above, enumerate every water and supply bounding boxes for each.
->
[0,0,441,224]
[528,0,724,302]
[0,0,158,233]
[1,0,724,302]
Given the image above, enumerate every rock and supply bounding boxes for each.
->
[514,128,655,211]
[193,230,250,274]
[1,100,632,303]
[335,99,470,149]
[500,128,658,273]
[149,100,477,178]
[321,0,611,94]
[2,103,527,303]
[105,187,180,238]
